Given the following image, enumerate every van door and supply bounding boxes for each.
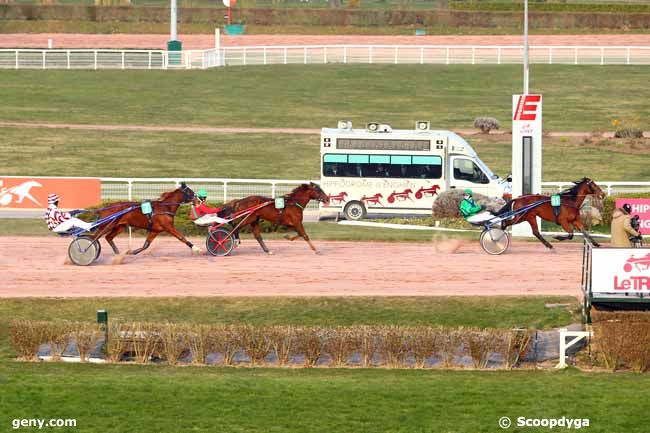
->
[449,156,491,196]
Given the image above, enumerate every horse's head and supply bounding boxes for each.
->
[179,182,195,203]
[578,178,605,200]
[308,182,330,205]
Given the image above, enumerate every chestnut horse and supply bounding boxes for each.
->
[90,183,197,255]
[227,182,329,254]
[502,178,605,249]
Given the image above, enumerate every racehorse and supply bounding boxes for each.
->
[227,182,329,254]
[90,183,197,255]
[502,178,605,249]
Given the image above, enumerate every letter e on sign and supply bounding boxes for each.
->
[514,95,542,121]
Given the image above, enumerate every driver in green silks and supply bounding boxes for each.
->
[459,189,494,224]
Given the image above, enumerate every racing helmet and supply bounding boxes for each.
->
[622,203,632,214]
[463,188,473,197]
[196,189,208,200]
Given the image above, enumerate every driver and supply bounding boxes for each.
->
[190,189,228,226]
[459,189,494,224]
[45,193,93,233]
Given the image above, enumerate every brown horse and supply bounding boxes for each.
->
[502,178,605,249]
[90,183,197,255]
[227,182,329,254]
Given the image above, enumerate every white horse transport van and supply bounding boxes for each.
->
[319,121,509,220]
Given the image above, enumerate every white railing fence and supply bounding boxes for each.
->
[3,45,650,70]
[98,178,650,205]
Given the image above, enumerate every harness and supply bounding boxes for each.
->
[274,198,305,230]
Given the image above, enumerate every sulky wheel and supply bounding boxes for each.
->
[68,236,99,266]
[206,227,235,257]
[480,227,511,255]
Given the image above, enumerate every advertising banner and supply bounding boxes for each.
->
[0,177,101,210]
[591,248,650,295]
[615,199,650,235]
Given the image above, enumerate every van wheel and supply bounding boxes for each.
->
[343,201,366,221]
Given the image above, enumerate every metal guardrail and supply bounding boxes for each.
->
[3,45,650,69]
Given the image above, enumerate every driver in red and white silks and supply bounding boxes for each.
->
[45,193,93,233]
[190,189,228,226]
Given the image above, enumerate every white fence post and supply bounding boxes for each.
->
[271,182,276,198]
[601,47,604,65]
[94,51,98,70]
[369,46,373,64]
[497,47,501,65]
[223,181,228,202]
[574,47,578,65]
[243,47,247,66]
[15,50,18,69]
[419,47,424,64]
[394,46,399,64]
[67,50,71,69]
[122,51,125,70]
[555,329,591,369]
[148,51,152,69]
[471,47,475,65]
[303,47,307,65]
[343,46,347,64]
[324,46,327,64]
[42,50,46,69]
[283,47,287,64]
[445,47,450,65]
[263,47,267,65]
[626,47,631,65]
[549,47,553,64]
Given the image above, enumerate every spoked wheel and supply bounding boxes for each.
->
[480,227,511,255]
[68,236,100,266]
[206,228,235,257]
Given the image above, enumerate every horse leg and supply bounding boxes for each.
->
[127,231,159,255]
[252,220,272,254]
[284,233,301,242]
[293,221,319,254]
[164,225,201,254]
[105,225,127,254]
[554,219,575,242]
[527,217,554,249]
[574,219,601,247]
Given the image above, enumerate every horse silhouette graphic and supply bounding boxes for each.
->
[387,189,413,203]
[0,180,42,206]
[361,193,383,206]
[624,253,650,273]
[328,192,348,205]
[415,185,440,199]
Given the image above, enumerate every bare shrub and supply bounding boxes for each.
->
[10,320,49,361]
[592,319,628,371]
[614,127,643,139]
[410,327,439,368]
[241,325,273,366]
[130,323,162,364]
[438,328,462,368]
[504,329,532,369]
[72,323,101,363]
[47,321,73,362]
[207,325,242,366]
[360,326,381,368]
[295,327,323,367]
[186,325,211,366]
[473,117,501,134]
[466,328,502,369]
[432,190,505,219]
[105,322,130,363]
[268,326,296,367]
[160,323,189,366]
[378,326,410,368]
[323,327,361,367]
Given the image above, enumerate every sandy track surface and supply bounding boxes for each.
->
[0,236,583,298]
[3,34,650,50]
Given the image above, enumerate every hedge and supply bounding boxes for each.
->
[591,310,650,372]
[449,1,650,14]
[2,4,650,28]
[10,320,533,369]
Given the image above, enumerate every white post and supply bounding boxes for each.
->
[343,46,347,64]
[394,46,398,64]
[215,28,220,50]
[555,329,591,369]
[369,46,373,64]
[271,182,276,198]
[303,47,307,65]
[243,47,247,66]
[601,47,604,65]
[445,47,449,65]
[419,47,424,64]
[549,47,552,64]
[121,51,125,70]
[284,47,287,64]
[170,0,178,41]
[48,38,53,49]
[523,0,529,94]
[626,47,631,65]
[263,47,267,65]
[148,51,152,69]
[15,50,18,69]
[471,46,475,65]
[574,47,578,65]
[67,50,70,69]
[42,50,46,69]
[94,51,98,70]
[223,182,228,202]
[607,184,612,196]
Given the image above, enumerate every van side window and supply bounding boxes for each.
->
[453,159,489,184]
[323,154,442,179]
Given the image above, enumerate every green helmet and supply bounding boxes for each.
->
[463,188,473,196]
[197,189,208,199]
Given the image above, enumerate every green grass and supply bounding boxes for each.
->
[0,296,642,433]
[2,66,650,132]
[0,296,578,329]
[0,128,648,180]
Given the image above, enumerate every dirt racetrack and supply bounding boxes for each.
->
[0,236,583,298]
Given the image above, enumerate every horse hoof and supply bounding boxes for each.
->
[266,251,274,255]
[125,250,133,255]
[191,246,202,255]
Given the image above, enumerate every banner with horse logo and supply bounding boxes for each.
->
[0,177,101,209]
[591,248,650,296]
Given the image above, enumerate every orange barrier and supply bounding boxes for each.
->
[0,177,101,210]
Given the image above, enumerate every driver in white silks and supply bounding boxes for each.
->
[459,189,496,224]
[45,193,93,233]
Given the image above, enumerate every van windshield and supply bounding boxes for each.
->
[476,158,497,180]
